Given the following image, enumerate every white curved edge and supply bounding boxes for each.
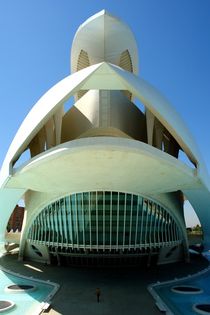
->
[0,141,209,247]
[0,300,15,313]
[71,10,138,74]
[0,265,60,315]
[82,62,210,189]
[0,62,209,205]
[1,62,207,188]
[0,62,103,187]
[12,136,197,190]
[9,137,197,246]
[109,65,203,167]
[148,266,210,315]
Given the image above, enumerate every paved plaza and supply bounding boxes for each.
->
[0,253,208,315]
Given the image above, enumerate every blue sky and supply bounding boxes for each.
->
[1,0,210,227]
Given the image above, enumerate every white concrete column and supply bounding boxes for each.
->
[45,118,55,149]
[54,106,64,146]
[146,109,155,145]
[29,127,45,157]
[154,121,164,150]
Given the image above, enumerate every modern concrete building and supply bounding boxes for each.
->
[0,10,210,266]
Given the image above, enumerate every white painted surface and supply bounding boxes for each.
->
[0,10,210,252]
[0,62,204,187]
[7,137,198,194]
[71,10,138,74]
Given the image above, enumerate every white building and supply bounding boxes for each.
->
[1,10,210,266]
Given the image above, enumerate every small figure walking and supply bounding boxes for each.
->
[96,287,101,303]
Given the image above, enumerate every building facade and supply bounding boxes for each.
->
[0,11,210,266]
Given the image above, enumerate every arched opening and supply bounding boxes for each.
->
[26,191,185,266]
[184,200,203,252]
[5,199,25,253]
[178,149,196,169]
[13,148,31,169]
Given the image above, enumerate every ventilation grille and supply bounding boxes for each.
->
[119,50,133,99]
[76,50,90,99]
[119,50,133,72]
[77,50,90,71]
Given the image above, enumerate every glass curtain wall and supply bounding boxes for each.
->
[28,191,182,251]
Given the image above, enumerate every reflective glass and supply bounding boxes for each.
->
[28,191,181,250]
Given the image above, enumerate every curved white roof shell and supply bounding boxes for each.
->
[1,10,210,250]
[71,10,138,74]
[7,138,198,194]
[0,62,205,187]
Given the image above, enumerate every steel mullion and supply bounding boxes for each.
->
[161,207,164,245]
[163,208,166,245]
[37,213,41,241]
[169,217,172,243]
[167,212,170,244]
[173,220,176,243]
[29,224,32,241]
[145,200,149,247]
[129,194,133,250]
[149,202,153,249]
[176,225,179,241]
[33,218,37,241]
[140,198,144,248]
[41,210,45,242]
[47,206,51,244]
[116,192,119,250]
[164,209,167,244]
[96,191,98,250]
[28,226,31,240]
[167,211,170,244]
[58,199,63,247]
[82,193,85,248]
[50,205,55,244]
[89,192,92,250]
[35,214,39,241]
[38,211,42,241]
[37,213,40,241]
[153,203,157,246]
[43,209,47,243]
[157,206,161,246]
[103,191,105,251]
[42,211,45,242]
[63,198,68,244]
[75,194,79,246]
[134,195,140,249]
[68,196,73,247]
[171,218,174,243]
[164,210,168,244]
[61,199,65,245]
[110,191,112,251]
[123,193,127,248]
[54,202,59,245]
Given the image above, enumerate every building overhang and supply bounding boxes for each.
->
[6,137,199,196]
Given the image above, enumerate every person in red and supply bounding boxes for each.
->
[96,288,101,303]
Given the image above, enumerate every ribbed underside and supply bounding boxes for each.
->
[28,191,182,254]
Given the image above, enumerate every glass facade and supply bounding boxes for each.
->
[28,191,182,252]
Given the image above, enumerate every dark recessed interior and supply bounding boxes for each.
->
[171,285,202,294]
[0,300,14,310]
[194,304,210,314]
[7,284,35,291]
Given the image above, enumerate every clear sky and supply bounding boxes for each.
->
[1,0,210,227]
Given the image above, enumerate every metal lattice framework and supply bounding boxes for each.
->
[28,191,182,252]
